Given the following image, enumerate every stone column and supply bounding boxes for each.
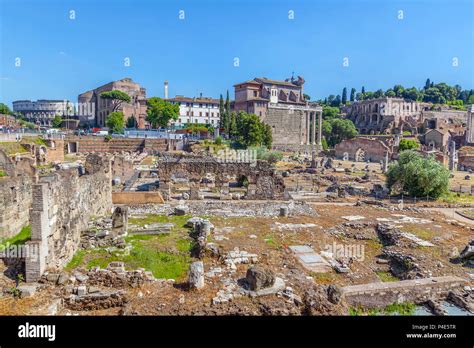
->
[317,111,323,153]
[312,112,316,145]
[306,112,310,145]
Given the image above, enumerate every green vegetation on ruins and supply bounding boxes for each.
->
[349,302,416,316]
[66,214,195,280]
[0,225,31,251]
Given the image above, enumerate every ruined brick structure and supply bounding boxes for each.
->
[345,97,431,135]
[25,154,113,282]
[65,136,174,154]
[151,155,285,200]
[334,137,391,163]
[78,77,147,128]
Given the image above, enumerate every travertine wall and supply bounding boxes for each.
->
[265,107,306,150]
[25,154,113,282]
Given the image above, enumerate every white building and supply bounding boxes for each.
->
[12,99,74,126]
[168,95,220,128]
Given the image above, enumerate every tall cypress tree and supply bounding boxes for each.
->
[361,86,365,94]
[350,88,356,102]
[219,94,225,130]
[224,90,231,135]
[342,87,347,105]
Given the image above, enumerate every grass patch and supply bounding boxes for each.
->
[310,272,337,284]
[0,170,7,177]
[349,302,416,316]
[440,192,474,204]
[0,142,28,155]
[65,250,86,270]
[263,233,280,249]
[22,136,47,146]
[375,271,399,282]
[0,225,31,250]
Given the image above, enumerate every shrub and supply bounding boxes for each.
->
[386,150,449,198]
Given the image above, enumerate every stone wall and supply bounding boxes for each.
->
[66,136,171,154]
[0,150,35,239]
[265,107,306,151]
[0,176,33,239]
[112,191,165,204]
[334,138,390,163]
[342,276,466,308]
[154,155,285,200]
[25,154,113,282]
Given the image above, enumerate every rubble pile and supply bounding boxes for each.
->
[86,262,155,288]
[64,289,128,311]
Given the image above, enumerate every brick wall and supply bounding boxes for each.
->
[66,136,169,154]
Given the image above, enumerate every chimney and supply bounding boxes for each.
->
[164,81,169,99]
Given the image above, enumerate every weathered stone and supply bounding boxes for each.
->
[174,205,189,216]
[188,261,205,289]
[327,285,342,304]
[245,266,275,291]
[18,284,37,298]
[76,285,87,296]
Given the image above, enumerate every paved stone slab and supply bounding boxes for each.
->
[289,245,314,254]
[342,215,366,221]
[299,253,324,264]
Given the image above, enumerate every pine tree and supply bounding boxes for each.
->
[342,87,348,105]
[350,88,356,102]
[361,86,365,94]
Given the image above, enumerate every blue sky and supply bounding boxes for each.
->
[0,0,473,107]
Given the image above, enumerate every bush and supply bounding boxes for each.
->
[398,139,419,151]
[253,146,283,164]
[214,136,223,146]
[386,150,449,198]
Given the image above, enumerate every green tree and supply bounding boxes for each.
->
[322,106,339,120]
[398,138,419,151]
[262,123,273,149]
[303,93,311,101]
[342,87,347,105]
[51,115,63,128]
[386,150,449,198]
[219,94,225,130]
[324,118,358,146]
[229,111,238,137]
[0,103,12,115]
[424,78,431,90]
[393,85,405,98]
[105,111,125,134]
[126,116,137,128]
[146,97,179,128]
[350,88,356,102]
[224,90,231,135]
[236,111,271,148]
[403,87,421,101]
[100,90,131,112]
[385,89,396,98]
[469,95,474,104]
[374,89,385,98]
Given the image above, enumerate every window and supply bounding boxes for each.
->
[186,111,189,116]
[206,112,209,117]
[199,104,203,108]
[191,111,194,116]
[199,112,202,117]
[195,119,198,123]
[253,91,258,97]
